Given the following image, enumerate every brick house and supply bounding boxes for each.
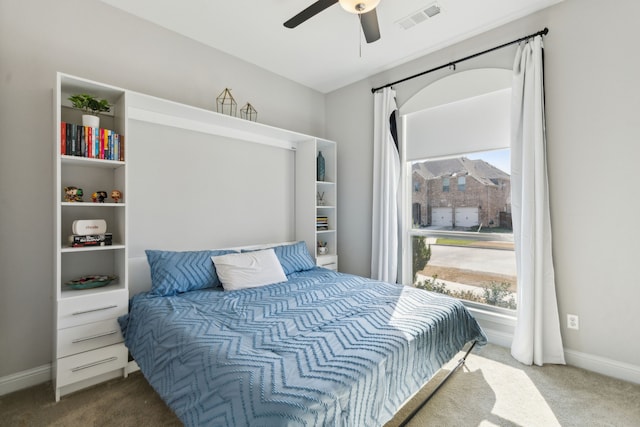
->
[412,157,511,229]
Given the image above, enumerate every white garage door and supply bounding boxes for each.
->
[455,207,479,227]
[431,207,453,227]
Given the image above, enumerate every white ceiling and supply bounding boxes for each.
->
[99,0,561,93]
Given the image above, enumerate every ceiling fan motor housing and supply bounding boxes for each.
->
[339,0,380,14]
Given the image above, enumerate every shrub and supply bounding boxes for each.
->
[483,282,517,310]
[412,236,431,282]
[415,276,517,309]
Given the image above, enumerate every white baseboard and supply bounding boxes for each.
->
[2,347,638,397]
[565,348,640,385]
[476,326,640,385]
[483,328,513,348]
[0,364,51,397]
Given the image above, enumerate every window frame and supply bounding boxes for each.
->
[442,177,450,192]
[399,99,515,316]
[457,175,466,191]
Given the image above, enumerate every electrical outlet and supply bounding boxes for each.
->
[567,314,579,330]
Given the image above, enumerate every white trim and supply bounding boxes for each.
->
[126,91,313,152]
[482,328,513,349]
[564,349,640,385]
[467,306,517,327]
[0,364,51,396]
[2,347,639,398]
[474,335,640,386]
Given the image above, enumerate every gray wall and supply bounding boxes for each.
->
[327,0,640,368]
[2,0,639,383]
[0,0,324,377]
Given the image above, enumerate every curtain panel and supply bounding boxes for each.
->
[372,88,400,283]
[510,36,565,366]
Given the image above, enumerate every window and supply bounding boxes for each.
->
[442,177,450,192]
[401,68,515,313]
[409,149,516,311]
[457,176,466,191]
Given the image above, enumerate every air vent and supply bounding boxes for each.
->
[424,4,441,17]
[396,2,441,30]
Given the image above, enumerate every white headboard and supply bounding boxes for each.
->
[124,91,314,295]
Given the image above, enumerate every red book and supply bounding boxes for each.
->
[60,122,66,155]
[87,126,93,158]
[99,128,105,159]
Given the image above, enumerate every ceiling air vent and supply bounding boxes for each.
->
[396,2,441,30]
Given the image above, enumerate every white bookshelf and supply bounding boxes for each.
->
[53,73,129,400]
[52,73,339,401]
[296,138,338,270]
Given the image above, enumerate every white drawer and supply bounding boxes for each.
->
[58,290,128,329]
[56,343,127,388]
[317,255,338,271]
[58,318,124,357]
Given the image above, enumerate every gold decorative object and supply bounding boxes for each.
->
[216,88,237,116]
[240,102,258,122]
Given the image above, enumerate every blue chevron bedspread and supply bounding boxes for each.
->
[120,268,486,426]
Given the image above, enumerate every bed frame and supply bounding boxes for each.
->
[399,340,478,426]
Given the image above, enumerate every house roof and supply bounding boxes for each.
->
[413,157,509,186]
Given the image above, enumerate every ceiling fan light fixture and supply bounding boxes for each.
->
[338,0,380,14]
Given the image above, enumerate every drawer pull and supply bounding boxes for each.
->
[72,305,118,316]
[72,330,119,343]
[71,356,118,372]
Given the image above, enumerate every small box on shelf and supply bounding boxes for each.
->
[68,233,113,248]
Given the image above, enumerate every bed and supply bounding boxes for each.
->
[120,242,486,426]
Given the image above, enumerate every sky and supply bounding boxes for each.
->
[466,148,511,174]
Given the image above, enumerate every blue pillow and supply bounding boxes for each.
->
[146,249,237,296]
[244,242,316,275]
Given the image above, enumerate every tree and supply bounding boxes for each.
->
[412,236,431,282]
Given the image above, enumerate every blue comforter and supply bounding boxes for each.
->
[120,268,486,426]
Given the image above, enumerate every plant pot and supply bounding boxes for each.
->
[318,247,328,255]
[82,114,100,128]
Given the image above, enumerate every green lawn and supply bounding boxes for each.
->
[436,238,475,246]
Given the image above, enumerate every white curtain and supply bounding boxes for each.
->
[371,88,400,283]
[510,36,565,366]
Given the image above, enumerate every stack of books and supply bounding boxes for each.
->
[61,122,124,161]
[68,233,113,248]
[316,216,329,231]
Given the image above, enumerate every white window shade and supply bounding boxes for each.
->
[405,88,511,161]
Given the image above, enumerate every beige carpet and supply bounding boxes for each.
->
[2,344,639,426]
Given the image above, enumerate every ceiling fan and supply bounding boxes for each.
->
[284,0,381,43]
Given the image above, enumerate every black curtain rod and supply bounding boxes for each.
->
[371,27,549,93]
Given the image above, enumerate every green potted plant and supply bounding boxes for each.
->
[68,93,111,128]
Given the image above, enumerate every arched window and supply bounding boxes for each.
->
[400,69,517,313]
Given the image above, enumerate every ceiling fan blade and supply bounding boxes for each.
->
[284,0,338,29]
[360,8,381,43]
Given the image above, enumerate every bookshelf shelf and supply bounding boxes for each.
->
[62,202,126,207]
[61,244,126,253]
[61,155,124,168]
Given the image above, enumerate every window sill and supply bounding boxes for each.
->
[466,304,517,327]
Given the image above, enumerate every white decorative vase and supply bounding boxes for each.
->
[82,114,100,128]
[318,247,328,255]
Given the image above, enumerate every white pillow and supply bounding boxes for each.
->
[211,249,287,291]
